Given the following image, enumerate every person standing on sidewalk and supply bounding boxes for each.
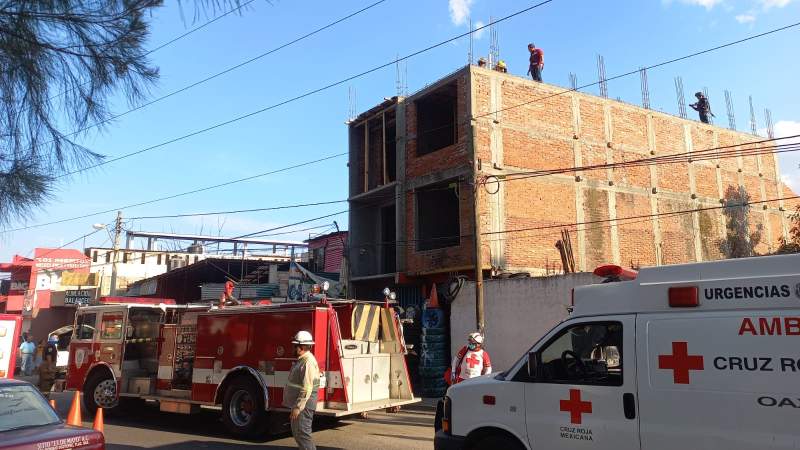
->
[527,43,544,82]
[283,331,320,450]
[19,335,36,376]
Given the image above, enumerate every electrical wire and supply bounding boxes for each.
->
[40,0,387,157]
[0,152,345,233]
[55,0,556,178]
[129,199,348,220]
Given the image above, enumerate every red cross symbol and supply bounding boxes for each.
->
[466,354,481,368]
[658,341,704,384]
[559,389,592,425]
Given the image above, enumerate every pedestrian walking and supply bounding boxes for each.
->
[19,335,36,376]
[449,332,492,385]
[527,43,544,82]
[283,330,320,450]
[690,91,714,124]
[39,335,59,392]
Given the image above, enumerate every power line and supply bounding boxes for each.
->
[129,200,348,220]
[233,210,350,239]
[41,0,387,158]
[56,0,556,178]
[0,152,345,233]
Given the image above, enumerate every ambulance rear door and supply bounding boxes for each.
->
[522,315,639,449]
[637,309,800,450]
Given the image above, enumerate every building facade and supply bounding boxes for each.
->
[348,65,796,295]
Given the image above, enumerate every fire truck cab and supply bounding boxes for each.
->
[65,299,418,437]
[436,253,800,450]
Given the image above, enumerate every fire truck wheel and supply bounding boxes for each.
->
[222,377,266,438]
[84,372,118,416]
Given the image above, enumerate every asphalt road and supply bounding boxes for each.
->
[48,392,435,450]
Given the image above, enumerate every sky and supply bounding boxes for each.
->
[1,0,799,261]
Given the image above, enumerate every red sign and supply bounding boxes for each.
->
[658,341,704,384]
[560,389,592,424]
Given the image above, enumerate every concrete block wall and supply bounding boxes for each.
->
[450,273,597,371]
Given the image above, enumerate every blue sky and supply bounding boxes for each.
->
[1,0,799,260]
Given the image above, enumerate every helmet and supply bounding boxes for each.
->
[468,332,484,345]
[291,330,315,345]
[497,60,506,68]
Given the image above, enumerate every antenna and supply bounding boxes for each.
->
[724,90,736,131]
[703,87,713,125]
[765,108,774,139]
[569,72,577,90]
[674,76,687,119]
[748,95,757,135]
[489,16,500,67]
[468,18,474,65]
[639,67,650,109]
[348,86,357,121]
[597,55,608,98]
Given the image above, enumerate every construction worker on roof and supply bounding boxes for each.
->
[494,60,507,73]
[477,57,487,68]
[690,91,714,124]
[284,330,320,450]
[527,43,544,82]
[450,332,492,384]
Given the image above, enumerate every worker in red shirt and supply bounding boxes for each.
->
[527,43,544,82]
[450,332,492,384]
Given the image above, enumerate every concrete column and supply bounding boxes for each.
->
[772,152,789,239]
[571,96,587,271]
[603,104,620,265]
[756,150,773,249]
[487,74,505,268]
[713,132,727,240]
[395,102,408,273]
[684,124,703,262]
[646,115,663,265]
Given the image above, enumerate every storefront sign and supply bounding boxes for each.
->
[64,289,92,306]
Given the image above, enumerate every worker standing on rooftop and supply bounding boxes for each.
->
[690,91,713,124]
[527,43,544,82]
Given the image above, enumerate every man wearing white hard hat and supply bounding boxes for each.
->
[283,330,320,450]
[450,332,492,384]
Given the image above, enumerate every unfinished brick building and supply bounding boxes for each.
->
[347,65,795,295]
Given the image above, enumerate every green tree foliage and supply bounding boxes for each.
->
[718,185,762,258]
[777,205,800,254]
[0,1,248,226]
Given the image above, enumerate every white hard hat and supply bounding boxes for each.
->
[468,332,484,345]
[291,330,315,345]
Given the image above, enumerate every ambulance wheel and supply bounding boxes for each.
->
[84,372,119,415]
[222,377,266,438]
[469,434,524,450]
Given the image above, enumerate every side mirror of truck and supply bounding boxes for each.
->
[527,352,539,379]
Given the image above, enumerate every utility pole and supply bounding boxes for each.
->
[109,211,122,296]
[473,178,485,334]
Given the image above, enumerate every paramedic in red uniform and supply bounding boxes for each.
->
[450,333,492,384]
[284,331,320,450]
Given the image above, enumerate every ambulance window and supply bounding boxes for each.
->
[535,322,623,386]
[74,313,97,340]
[100,313,124,340]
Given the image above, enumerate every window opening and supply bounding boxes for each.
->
[100,313,124,340]
[416,83,457,156]
[74,313,97,340]
[416,181,460,251]
[535,321,623,386]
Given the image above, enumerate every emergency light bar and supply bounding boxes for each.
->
[593,265,638,282]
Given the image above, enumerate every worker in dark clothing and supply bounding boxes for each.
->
[527,43,544,82]
[690,92,714,124]
[477,57,487,68]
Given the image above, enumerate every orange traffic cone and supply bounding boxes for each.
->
[49,399,56,409]
[92,408,104,433]
[428,282,440,309]
[66,391,82,426]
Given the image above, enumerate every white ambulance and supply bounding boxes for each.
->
[435,253,800,450]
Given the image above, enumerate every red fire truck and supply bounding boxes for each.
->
[63,298,418,437]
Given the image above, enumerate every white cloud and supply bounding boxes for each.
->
[680,0,724,10]
[775,120,800,193]
[735,13,756,23]
[448,0,474,26]
[761,0,793,9]
[473,20,486,39]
